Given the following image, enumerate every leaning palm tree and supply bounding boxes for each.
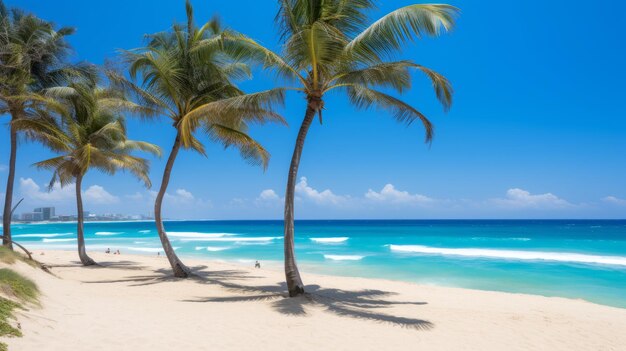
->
[115,0,285,277]
[224,1,458,296]
[16,74,161,265]
[0,0,75,249]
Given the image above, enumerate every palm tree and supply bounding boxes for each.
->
[115,0,285,277]
[16,73,161,265]
[223,1,458,296]
[0,0,75,249]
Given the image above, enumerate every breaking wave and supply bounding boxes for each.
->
[311,237,349,243]
[388,245,626,267]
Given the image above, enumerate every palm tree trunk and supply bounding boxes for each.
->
[2,116,18,250]
[284,101,318,297]
[154,131,190,278]
[75,174,95,266]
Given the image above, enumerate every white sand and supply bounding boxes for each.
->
[3,250,626,351]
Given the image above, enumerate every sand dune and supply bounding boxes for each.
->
[4,250,626,351]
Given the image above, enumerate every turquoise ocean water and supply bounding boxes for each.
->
[5,220,626,308]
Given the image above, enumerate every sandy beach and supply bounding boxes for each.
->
[1,250,624,351]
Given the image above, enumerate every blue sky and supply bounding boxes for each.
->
[1,0,625,219]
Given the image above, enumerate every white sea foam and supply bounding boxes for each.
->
[311,237,349,243]
[324,254,365,261]
[178,236,282,243]
[206,246,231,252]
[138,230,151,234]
[237,241,273,246]
[388,245,626,267]
[167,232,236,238]
[471,237,531,242]
[195,245,231,251]
[13,233,72,238]
[42,238,76,242]
[95,231,124,236]
[134,241,148,244]
[127,247,179,253]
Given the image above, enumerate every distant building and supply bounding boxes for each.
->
[21,212,43,221]
[34,207,55,220]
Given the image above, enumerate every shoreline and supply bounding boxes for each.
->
[4,250,626,350]
[29,247,626,309]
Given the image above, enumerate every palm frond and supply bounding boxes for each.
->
[331,61,413,92]
[185,88,286,125]
[346,4,459,62]
[206,123,270,170]
[221,31,306,85]
[346,85,433,143]
[115,140,162,157]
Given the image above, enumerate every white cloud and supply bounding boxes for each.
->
[148,188,211,207]
[0,164,7,172]
[492,188,572,209]
[295,177,348,205]
[18,177,121,209]
[603,196,626,206]
[258,189,279,201]
[174,188,194,201]
[19,177,75,202]
[252,189,283,208]
[125,192,144,201]
[365,184,434,205]
[83,185,119,204]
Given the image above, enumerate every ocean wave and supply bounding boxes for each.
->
[388,245,626,266]
[206,246,231,252]
[471,237,531,242]
[167,232,237,238]
[194,245,232,251]
[138,230,151,234]
[13,233,72,238]
[324,254,365,261]
[95,231,124,236]
[127,247,178,253]
[237,241,273,246]
[42,238,76,242]
[178,236,282,242]
[311,237,349,243]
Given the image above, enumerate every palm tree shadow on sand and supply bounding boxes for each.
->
[48,260,149,271]
[80,263,432,330]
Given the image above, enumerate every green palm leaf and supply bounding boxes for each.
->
[346,85,433,142]
[345,4,459,62]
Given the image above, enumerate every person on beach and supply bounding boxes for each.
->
[255,261,261,269]
[116,249,121,255]
[106,248,111,254]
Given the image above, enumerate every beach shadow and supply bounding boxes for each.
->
[93,260,147,271]
[81,265,259,287]
[183,268,432,330]
[80,263,432,330]
[48,260,147,271]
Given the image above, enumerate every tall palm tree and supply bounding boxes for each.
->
[224,1,458,296]
[115,0,285,277]
[16,73,161,265]
[0,0,75,249]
